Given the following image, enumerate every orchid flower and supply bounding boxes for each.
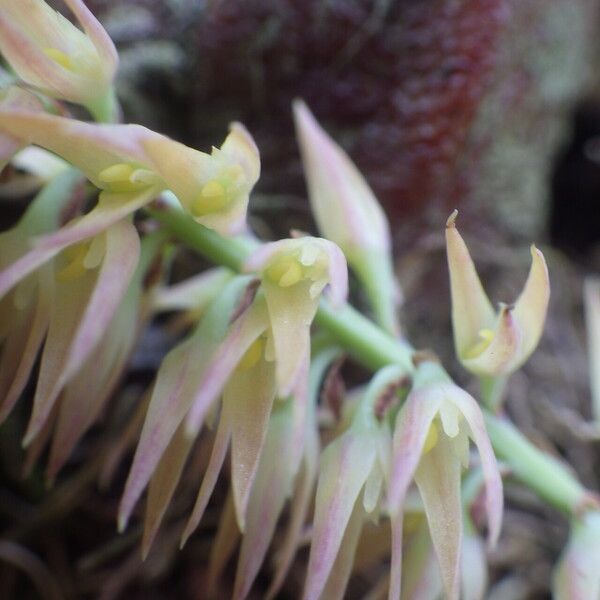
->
[0,0,119,121]
[293,100,401,335]
[0,170,82,423]
[118,276,273,543]
[387,361,503,600]
[446,211,550,378]
[24,217,140,446]
[0,111,260,301]
[44,232,165,483]
[244,236,348,397]
[302,365,403,600]
[553,510,600,599]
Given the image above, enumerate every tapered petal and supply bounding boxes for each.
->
[0,188,156,300]
[414,432,462,600]
[448,387,503,547]
[24,220,139,445]
[46,271,142,481]
[142,422,194,559]
[232,400,296,600]
[207,492,241,595]
[181,406,232,546]
[446,212,495,358]
[153,268,232,312]
[320,501,365,600]
[119,277,260,530]
[293,100,390,257]
[0,269,51,422]
[511,245,550,366]
[303,428,377,600]
[184,299,269,435]
[227,355,276,531]
[387,387,442,515]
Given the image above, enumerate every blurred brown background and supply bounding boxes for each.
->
[2,0,600,597]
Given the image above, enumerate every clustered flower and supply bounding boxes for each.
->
[0,2,596,599]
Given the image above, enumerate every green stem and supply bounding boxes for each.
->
[152,204,591,517]
[484,413,587,515]
[149,206,247,272]
[87,87,119,124]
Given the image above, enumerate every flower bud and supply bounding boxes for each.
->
[293,100,401,334]
[0,0,119,121]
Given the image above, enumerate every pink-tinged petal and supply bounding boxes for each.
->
[60,220,139,384]
[266,424,319,600]
[462,306,522,377]
[0,0,117,111]
[142,422,194,559]
[118,337,201,531]
[0,12,81,99]
[207,492,240,595]
[448,387,503,547]
[303,429,377,600]
[23,222,139,446]
[0,187,155,300]
[23,264,98,446]
[446,212,496,358]
[0,87,44,169]
[320,501,364,600]
[293,100,397,332]
[584,278,600,421]
[387,387,442,514]
[119,276,259,531]
[553,511,600,600]
[388,512,404,600]
[512,245,550,366]
[46,283,139,481]
[153,268,232,312]
[0,112,149,182]
[227,357,277,532]
[232,400,296,600]
[461,527,488,600]
[62,0,118,73]
[185,299,269,435]
[0,271,51,422]
[414,433,463,600]
[181,407,232,547]
[293,100,391,255]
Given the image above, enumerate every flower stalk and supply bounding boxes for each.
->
[149,202,594,519]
